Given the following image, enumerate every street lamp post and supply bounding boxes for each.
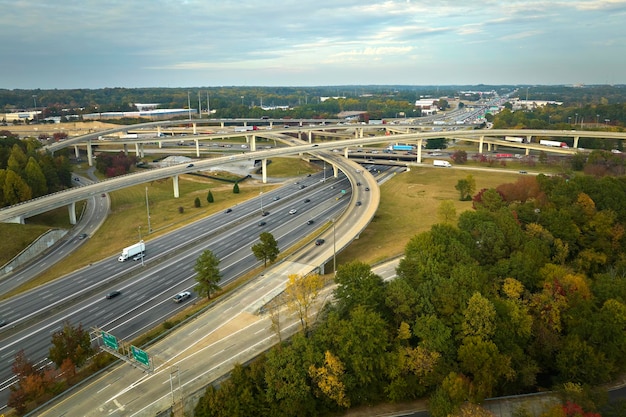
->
[332,218,337,274]
[187,91,192,121]
[145,187,151,233]
[32,95,37,123]
[260,189,264,214]
[596,114,600,126]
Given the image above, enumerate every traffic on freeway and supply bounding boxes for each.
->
[0,163,392,410]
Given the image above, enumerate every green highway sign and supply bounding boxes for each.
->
[102,331,118,350]
[131,345,150,367]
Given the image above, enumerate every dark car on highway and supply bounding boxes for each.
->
[315,238,325,246]
[106,290,121,299]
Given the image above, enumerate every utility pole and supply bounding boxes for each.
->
[197,91,202,119]
[187,92,191,120]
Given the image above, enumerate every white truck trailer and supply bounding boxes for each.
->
[118,241,145,262]
[539,139,569,148]
[433,160,452,167]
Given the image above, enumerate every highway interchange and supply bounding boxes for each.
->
[0,145,392,412]
[3,110,626,414]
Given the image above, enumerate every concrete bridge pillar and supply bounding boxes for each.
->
[220,121,225,128]
[308,131,313,142]
[139,143,145,158]
[333,164,338,178]
[250,135,256,152]
[344,148,349,158]
[123,143,128,156]
[87,141,93,167]
[478,136,484,154]
[135,143,140,156]
[68,202,77,225]
[195,139,200,157]
[261,159,268,184]
[173,175,180,198]
[158,141,163,149]
[157,126,161,136]
[526,135,533,144]
[192,122,197,135]
[417,139,423,163]
[74,145,80,159]
[573,136,580,148]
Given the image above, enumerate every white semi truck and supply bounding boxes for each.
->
[118,241,145,262]
[433,160,452,167]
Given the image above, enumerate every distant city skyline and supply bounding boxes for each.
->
[1,0,625,89]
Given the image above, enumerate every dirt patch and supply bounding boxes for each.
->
[5,121,120,137]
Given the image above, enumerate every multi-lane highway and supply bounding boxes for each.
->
[0,166,377,410]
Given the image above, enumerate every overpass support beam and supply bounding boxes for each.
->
[250,135,256,152]
[87,141,93,167]
[573,136,580,148]
[526,135,533,144]
[417,139,423,163]
[478,136,484,154]
[261,159,268,184]
[192,123,197,135]
[333,164,338,178]
[195,139,200,157]
[220,121,225,128]
[68,202,77,225]
[74,145,80,159]
[173,175,180,198]
[308,131,313,143]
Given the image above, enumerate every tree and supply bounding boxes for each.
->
[194,250,222,299]
[207,190,214,203]
[285,273,325,333]
[251,232,279,267]
[24,157,47,197]
[309,350,350,408]
[49,320,94,368]
[455,174,475,201]
[233,182,240,194]
[4,169,32,205]
[451,150,468,164]
[437,200,457,224]
[194,196,201,207]
[333,261,385,316]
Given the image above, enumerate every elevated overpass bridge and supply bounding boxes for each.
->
[5,123,626,225]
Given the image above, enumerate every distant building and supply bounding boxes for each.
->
[511,98,562,110]
[414,99,438,115]
[1,111,40,122]
[82,108,197,120]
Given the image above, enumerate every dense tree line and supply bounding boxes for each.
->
[194,173,626,417]
[0,130,72,207]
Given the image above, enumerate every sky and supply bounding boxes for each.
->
[1,0,625,89]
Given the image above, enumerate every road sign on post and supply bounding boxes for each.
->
[102,331,118,350]
[131,345,150,367]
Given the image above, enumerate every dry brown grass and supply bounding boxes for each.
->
[337,166,520,265]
